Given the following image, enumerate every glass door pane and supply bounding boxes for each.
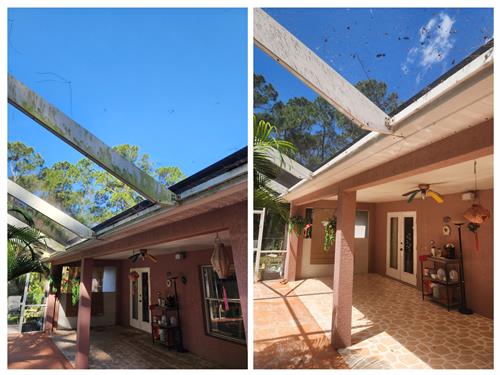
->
[403,217,414,274]
[132,279,138,320]
[389,217,399,270]
[141,272,149,323]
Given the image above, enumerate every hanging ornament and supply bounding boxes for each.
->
[463,161,490,252]
[211,234,232,311]
[211,234,231,279]
[464,161,490,224]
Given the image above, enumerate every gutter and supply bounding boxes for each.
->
[46,163,247,263]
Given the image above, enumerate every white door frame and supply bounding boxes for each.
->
[254,209,266,281]
[129,267,151,332]
[386,211,417,285]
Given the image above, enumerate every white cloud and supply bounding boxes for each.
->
[402,12,455,81]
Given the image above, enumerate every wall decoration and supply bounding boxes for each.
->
[442,224,451,236]
[211,234,231,311]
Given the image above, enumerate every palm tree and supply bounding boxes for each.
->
[8,209,49,281]
[254,116,297,220]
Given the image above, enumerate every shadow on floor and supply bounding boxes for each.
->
[52,325,220,369]
[253,274,493,369]
[8,332,73,369]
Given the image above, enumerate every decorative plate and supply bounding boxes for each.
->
[437,268,446,281]
[166,279,172,288]
[442,224,451,236]
[449,270,459,282]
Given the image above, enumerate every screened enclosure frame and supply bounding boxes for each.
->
[7,74,180,255]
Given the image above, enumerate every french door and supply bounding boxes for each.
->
[386,212,417,285]
[130,267,151,332]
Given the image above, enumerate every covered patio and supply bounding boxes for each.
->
[254,274,493,369]
[253,8,493,370]
[7,73,248,369]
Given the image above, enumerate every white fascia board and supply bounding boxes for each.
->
[390,46,493,127]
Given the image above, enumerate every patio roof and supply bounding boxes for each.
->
[8,74,247,258]
[46,147,247,264]
[254,9,493,204]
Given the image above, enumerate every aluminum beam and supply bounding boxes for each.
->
[8,214,65,254]
[8,179,95,239]
[254,8,392,134]
[8,75,176,205]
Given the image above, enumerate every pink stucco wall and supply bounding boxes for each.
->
[372,189,493,318]
[117,248,247,369]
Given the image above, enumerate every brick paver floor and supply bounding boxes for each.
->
[254,273,493,369]
[51,326,220,369]
[8,332,73,369]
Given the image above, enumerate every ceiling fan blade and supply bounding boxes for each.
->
[407,190,418,203]
[146,253,158,263]
[427,190,444,203]
[130,253,139,263]
[402,189,419,197]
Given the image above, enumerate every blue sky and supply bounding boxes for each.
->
[8,8,247,178]
[255,8,493,106]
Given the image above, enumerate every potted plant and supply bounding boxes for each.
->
[323,217,337,252]
[288,216,306,236]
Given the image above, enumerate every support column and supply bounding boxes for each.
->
[331,190,356,348]
[75,258,94,369]
[284,203,301,281]
[229,213,248,337]
[44,264,62,333]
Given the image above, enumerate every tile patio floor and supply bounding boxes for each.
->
[8,332,73,369]
[254,273,493,369]
[51,326,219,369]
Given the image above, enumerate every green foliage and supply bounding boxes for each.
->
[71,282,80,306]
[323,217,337,252]
[253,116,296,220]
[288,216,306,236]
[254,74,400,171]
[7,209,49,281]
[7,142,185,227]
[27,274,47,305]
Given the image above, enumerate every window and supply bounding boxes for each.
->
[355,210,369,239]
[201,265,245,344]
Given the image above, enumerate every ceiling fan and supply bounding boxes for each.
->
[128,249,158,263]
[402,184,444,203]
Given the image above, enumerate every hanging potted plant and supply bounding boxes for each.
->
[323,217,337,252]
[288,216,306,236]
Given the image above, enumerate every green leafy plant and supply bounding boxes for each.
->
[254,116,297,221]
[323,217,337,252]
[71,280,80,306]
[7,209,49,281]
[288,216,306,236]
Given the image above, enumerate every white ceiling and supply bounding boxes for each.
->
[96,230,230,259]
[356,155,493,203]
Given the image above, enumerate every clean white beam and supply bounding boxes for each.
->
[254,8,392,134]
[8,180,95,239]
[8,75,176,205]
